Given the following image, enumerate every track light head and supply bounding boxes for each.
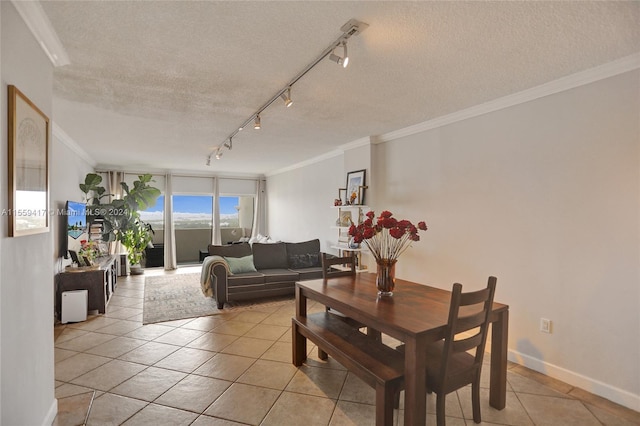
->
[329,42,349,68]
[254,114,261,130]
[224,137,233,150]
[280,88,293,108]
[206,156,211,166]
[215,149,223,160]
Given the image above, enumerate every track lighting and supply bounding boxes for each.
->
[206,156,211,166]
[224,137,233,150]
[207,19,368,164]
[329,42,349,68]
[280,88,293,108]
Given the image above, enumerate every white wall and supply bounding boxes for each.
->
[267,154,343,251]
[0,2,57,424]
[266,69,640,409]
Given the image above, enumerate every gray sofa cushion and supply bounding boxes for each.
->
[290,266,324,281]
[252,242,288,270]
[208,242,252,258]
[228,272,265,287]
[286,239,321,268]
[259,268,299,283]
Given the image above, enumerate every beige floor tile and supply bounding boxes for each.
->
[55,348,79,363]
[53,391,94,426]
[93,319,142,336]
[220,336,274,358]
[55,353,112,382]
[86,393,148,426]
[118,341,180,365]
[396,411,467,426]
[458,387,534,425]
[154,318,194,327]
[71,359,147,391]
[55,331,117,352]
[329,400,377,426]
[155,374,232,413]
[65,316,120,332]
[204,383,281,425]
[261,391,336,426]
[261,312,295,327]
[260,341,292,363]
[286,365,348,399]
[104,307,142,320]
[128,313,144,322]
[518,393,602,425]
[510,364,574,394]
[153,327,205,346]
[191,415,246,425]
[227,310,271,324]
[211,320,257,336]
[569,387,640,424]
[243,323,289,341]
[507,370,572,399]
[121,403,199,425]
[194,353,256,381]
[110,366,187,401]
[237,359,298,390]
[85,336,147,358]
[585,403,640,426]
[108,295,143,308]
[277,327,293,343]
[55,327,89,344]
[186,332,238,352]
[303,345,348,370]
[124,323,174,340]
[55,383,95,399]
[181,316,226,331]
[339,372,375,405]
[154,347,215,373]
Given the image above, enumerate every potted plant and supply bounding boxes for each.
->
[79,173,160,274]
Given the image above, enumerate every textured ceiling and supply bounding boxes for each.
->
[40,1,640,176]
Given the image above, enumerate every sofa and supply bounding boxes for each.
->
[202,239,325,309]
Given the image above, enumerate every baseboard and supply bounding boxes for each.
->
[42,398,58,426]
[508,349,640,411]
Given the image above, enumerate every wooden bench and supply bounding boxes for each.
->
[292,312,405,426]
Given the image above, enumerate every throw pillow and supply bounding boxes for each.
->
[288,253,320,269]
[224,255,258,274]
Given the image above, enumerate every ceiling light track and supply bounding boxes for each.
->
[207,18,368,164]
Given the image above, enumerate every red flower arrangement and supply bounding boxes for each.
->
[348,210,428,262]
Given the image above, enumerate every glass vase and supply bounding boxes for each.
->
[375,259,397,296]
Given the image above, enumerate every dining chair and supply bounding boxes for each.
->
[321,252,356,279]
[424,276,497,426]
[319,252,381,354]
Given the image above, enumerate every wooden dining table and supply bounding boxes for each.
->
[292,273,509,426]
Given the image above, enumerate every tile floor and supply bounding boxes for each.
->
[54,267,640,426]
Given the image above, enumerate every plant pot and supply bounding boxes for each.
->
[130,264,144,275]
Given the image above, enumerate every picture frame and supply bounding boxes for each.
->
[339,210,352,227]
[8,85,50,237]
[345,169,366,205]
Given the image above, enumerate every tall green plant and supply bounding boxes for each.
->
[80,173,160,264]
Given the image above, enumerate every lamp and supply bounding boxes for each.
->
[280,88,293,107]
[329,42,349,68]
[206,18,368,164]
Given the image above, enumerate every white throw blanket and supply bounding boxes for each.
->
[200,255,229,297]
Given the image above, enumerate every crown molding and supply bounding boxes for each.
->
[266,136,373,177]
[52,122,97,167]
[12,0,70,67]
[376,53,640,143]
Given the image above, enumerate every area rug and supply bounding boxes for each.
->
[142,273,294,324]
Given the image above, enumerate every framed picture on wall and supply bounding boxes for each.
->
[8,85,50,237]
[345,169,366,205]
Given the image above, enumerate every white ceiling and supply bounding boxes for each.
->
[39,1,640,176]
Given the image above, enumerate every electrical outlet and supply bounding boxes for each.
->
[540,318,552,334]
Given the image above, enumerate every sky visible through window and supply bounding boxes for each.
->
[140,195,239,229]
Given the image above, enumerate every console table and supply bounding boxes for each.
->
[57,255,118,318]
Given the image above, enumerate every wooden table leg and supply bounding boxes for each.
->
[293,285,308,366]
[403,336,427,426]
[490,309,508,409]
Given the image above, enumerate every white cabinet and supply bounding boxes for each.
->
[330,205,369,271]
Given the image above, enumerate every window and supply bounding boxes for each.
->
[219,195,254,244]
[172,195,213,229]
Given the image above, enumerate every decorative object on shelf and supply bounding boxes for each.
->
[339,210,353,227]
[78,239,100,265]
[348,210,428,296]
[345,169,367,205]
[348,236,360,249]
[334,198,343,206]
[8,85,50,237]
